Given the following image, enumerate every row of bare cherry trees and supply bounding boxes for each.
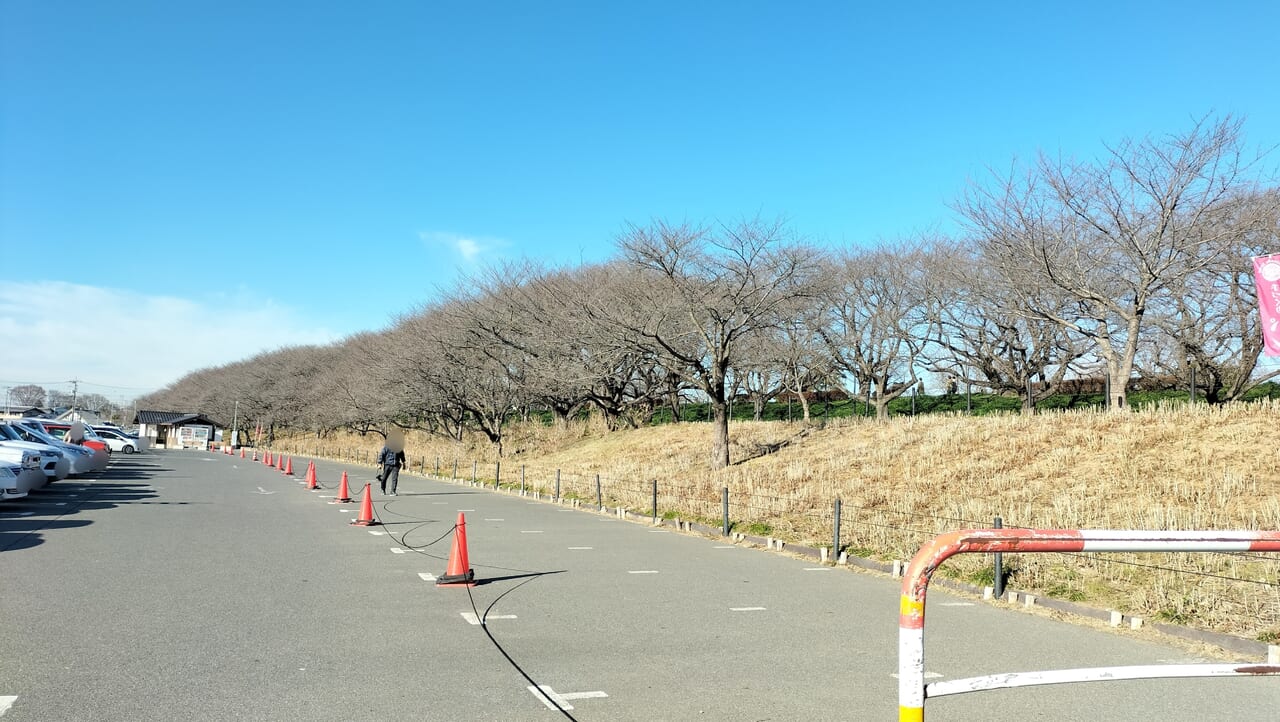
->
[140,117,1279,468]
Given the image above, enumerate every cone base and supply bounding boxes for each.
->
[329,497,354,504]
[436,569,475,587]
[349,519,381,527]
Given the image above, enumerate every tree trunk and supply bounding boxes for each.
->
[711,400,730,468]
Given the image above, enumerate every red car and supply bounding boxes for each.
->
[26,421,112,455]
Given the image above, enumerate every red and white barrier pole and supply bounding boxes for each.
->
[898,529,1280,721]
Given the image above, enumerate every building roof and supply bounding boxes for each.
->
[134,410,221,427]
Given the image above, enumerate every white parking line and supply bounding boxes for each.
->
[568,546,593,550]
[390,548,407,554]
[0,696,16,716]
[803,567,832,572]
[628,570,659,574]
[484,518,504,522]
[418,572,437,582]
[521,530,544,534]
[891,672,943,679]
[458,509,474,512]
[460,612,517,625]
[713,545,735,549]
[528,685,607,711]
[368,531,385,536]
[730,607,767,612]
[939,602,974,607]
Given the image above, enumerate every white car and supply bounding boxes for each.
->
[0,447,44,497]
[1,465,30,501]
[93,427,143,454]
[0,424,70,482]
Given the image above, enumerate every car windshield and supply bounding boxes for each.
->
[15,424,66,446]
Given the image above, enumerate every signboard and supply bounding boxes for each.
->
[1255,253,1280,357]
[177,425,212,449]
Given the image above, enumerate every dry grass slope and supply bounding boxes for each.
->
[278,400,1280,641]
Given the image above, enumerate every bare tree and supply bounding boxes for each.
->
[609,218,825,468]
[817,243,929,419]
[1149,189,1280,401]
[921,238,1088,412]
[9,384,46,407]
[961,116,1264,409]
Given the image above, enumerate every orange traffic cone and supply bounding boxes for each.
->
[350,484,379,526]
[265,451,272,466]
[252,450,259,462]
[329,470,353,503]
[283,456,293,475]
[240,448,245,459]
[306,462,319,491]
[436,512,476,587]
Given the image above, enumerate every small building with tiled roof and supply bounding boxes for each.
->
[133,410,222,450]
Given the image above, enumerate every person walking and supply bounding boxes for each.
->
[377,440,406,496]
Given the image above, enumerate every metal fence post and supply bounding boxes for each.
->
[452,458,457,480]
[651,479,658,521]
[833,498,842,558]
[993,516,1004,599]
[495,461,501,490]
[555,469,561,501]
[722,487,729,536]
[520,464,526,493]
[472,460,477,485]
[595,474,602,510]
[435,456,440,476]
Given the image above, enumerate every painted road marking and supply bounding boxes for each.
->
[730,607,767,612]
[368,531,386,536]
[528,685,607,711]
[418,572,437,582]
[461,612,517,625]
[521,530,544,534]
[891,672,943,679]
[939,602,974,607]
[803,567,832,571]
[458,509,474,511]
[714,545,735,549]
[648,530,668,533]
[0,695,17,715]
[255,487,275,495]
[568,546,593,550]
[484,518,504,522]
[390,548,407,554]
[432,501,447,505]
[628,570,659,574]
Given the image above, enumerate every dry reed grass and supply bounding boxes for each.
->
[275,400,1280,641]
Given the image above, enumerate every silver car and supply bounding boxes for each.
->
[2,423,101,475]
[0,424,71,482]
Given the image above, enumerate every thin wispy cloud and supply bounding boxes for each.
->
[419,231,508,264]
[0,281,339,395]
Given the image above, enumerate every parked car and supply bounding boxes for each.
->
[0,423,71,481]
[92,427,143,454]
[0,446,46,494]
[1,465,30,502]
[5,423,104,474]
[24,420,111,455]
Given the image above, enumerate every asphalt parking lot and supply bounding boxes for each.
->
[1,451,1276,720]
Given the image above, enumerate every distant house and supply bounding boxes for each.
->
[133,410,222,450]
[1,406,45,421]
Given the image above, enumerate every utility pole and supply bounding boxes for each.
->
[231,400,239,448]
[69,379,80,410]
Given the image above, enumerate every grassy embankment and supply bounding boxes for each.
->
[274,400,1280,642]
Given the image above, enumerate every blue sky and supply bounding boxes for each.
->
[3,1,1278,399]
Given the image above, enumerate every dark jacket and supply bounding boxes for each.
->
[379,447,405,469]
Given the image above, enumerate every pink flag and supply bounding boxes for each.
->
[1256,253,1280,357]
